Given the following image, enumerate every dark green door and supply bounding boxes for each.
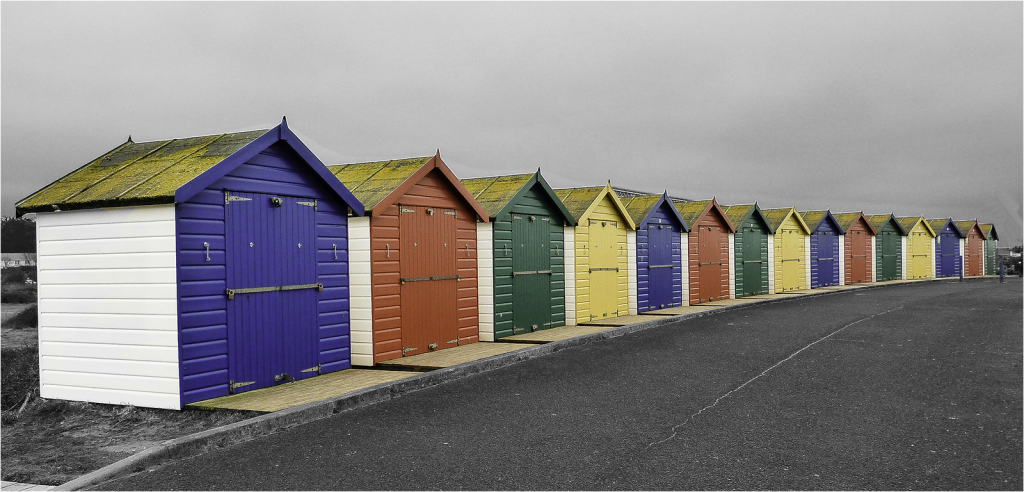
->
[880,231,900,280]
[512,213,551,334]
[740,226,767,296]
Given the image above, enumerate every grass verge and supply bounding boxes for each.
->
[1,344,263,485]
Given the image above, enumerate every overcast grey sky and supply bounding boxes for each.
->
[3,2,1021,245]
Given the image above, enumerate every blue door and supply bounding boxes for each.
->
[225,191,319,394]
[938,231,960,277]
[814,231,837,288]
[647,223,676,310]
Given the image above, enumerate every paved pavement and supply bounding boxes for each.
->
[101,279,1022,490]
[0,481,53,491]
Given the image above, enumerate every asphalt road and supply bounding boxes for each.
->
[104,279,1022,490]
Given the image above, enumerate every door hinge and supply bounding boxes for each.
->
[444,211,457,217]
[297,200,317,210]
[300,364,321,375]
[228,380,255,394]
[446,337,460,345]
[400,207,415,214]
[224,191,252,204]
[402,346,418,355]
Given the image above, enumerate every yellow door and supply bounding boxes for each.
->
[909,231,931,279]
[781,230,804,292]
[588,218,619,321]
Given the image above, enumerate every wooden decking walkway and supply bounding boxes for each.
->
[376,342,537,371]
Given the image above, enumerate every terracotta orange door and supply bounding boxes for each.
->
[399,205,458,357]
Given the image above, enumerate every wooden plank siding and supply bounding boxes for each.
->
[176,142,352,405]
[727,211,771,298]
[490,185,565,339]
[841,216,874,285]
[36,205,180,410]
[369,169,478,363]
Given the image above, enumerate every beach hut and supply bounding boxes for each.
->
[927,218,964,278]
[800,210,844,288]
[954,220,985,277]
[328,153,488,364]
[460,171,575,340]
[620,192,688,312]
[833,212,877,285]
[721,204,773,298]
[554,184,636,324]
[896,216,936,279]
[980,224,999,275]
[865,214,908,282]
[762,207,812,292]
[674,199,735,304]
[15,120,364,409]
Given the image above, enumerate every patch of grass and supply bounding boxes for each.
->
[0,344,262,485]
[1,345,39,410]
[3,303,37,329]
[1,284,37,304]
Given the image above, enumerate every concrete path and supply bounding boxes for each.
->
[0,481,53,491]
[100,278,1022,490]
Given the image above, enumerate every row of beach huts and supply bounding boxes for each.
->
[15,121,1001,410]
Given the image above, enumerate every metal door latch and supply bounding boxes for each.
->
[228,380,255,394]
[446,338,459,345]
[301,364,320,375]
[270,197,283,207]
[333,244,338,259]
[402,346,418,355]
[204,242,210,262]
[274,373,295,382]
[428,343,438,350]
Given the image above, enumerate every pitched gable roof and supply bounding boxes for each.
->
[865,214,908,235]
[460,170,574,224]
[896,216,936,237]
[16,119,363,217]
[926,218,964,238]
[799,210,843,234]
[720,203,772,233]
[760,207,811,234]
[673,198,736,233]
[979,223,999,240]
[953,220,984,237]
[620,192,688,231]
[328,152,488,221]
[833,212,877,235]
[553,183,636,229]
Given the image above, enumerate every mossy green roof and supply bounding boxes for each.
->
[760,207,810,234]
[673,200,713,229]
[896,216,935,236]
[833,212,871,234]
[954,220,982,237]
[16,129,269,213]
[460,174,534,217]
[800,210,829,231]
[553,186,606,223]
[926,218,961,237]
[620,194,663,224]
[979,223,998,240]
[865,214,908,235]
[720,204,754,226]
[327,157,432,210]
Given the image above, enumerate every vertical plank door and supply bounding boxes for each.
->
[511,213,552,333]
[226,191,319,394]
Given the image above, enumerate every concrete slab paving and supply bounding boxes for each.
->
[695,298,762,307]
[376,342,537,371]
[498,325,621,343]
[188,369,423,412]
[580,313,673,327]
[646,305,719,315]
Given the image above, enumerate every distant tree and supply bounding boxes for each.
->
[1,216,36,253]
[1013,245,1022,254]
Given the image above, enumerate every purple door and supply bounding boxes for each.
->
[647,223,675,309]
[938,231,959,277]
[225,191,319,394]
[814,231,838,287]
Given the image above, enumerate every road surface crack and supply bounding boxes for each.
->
[647,305,905,448]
